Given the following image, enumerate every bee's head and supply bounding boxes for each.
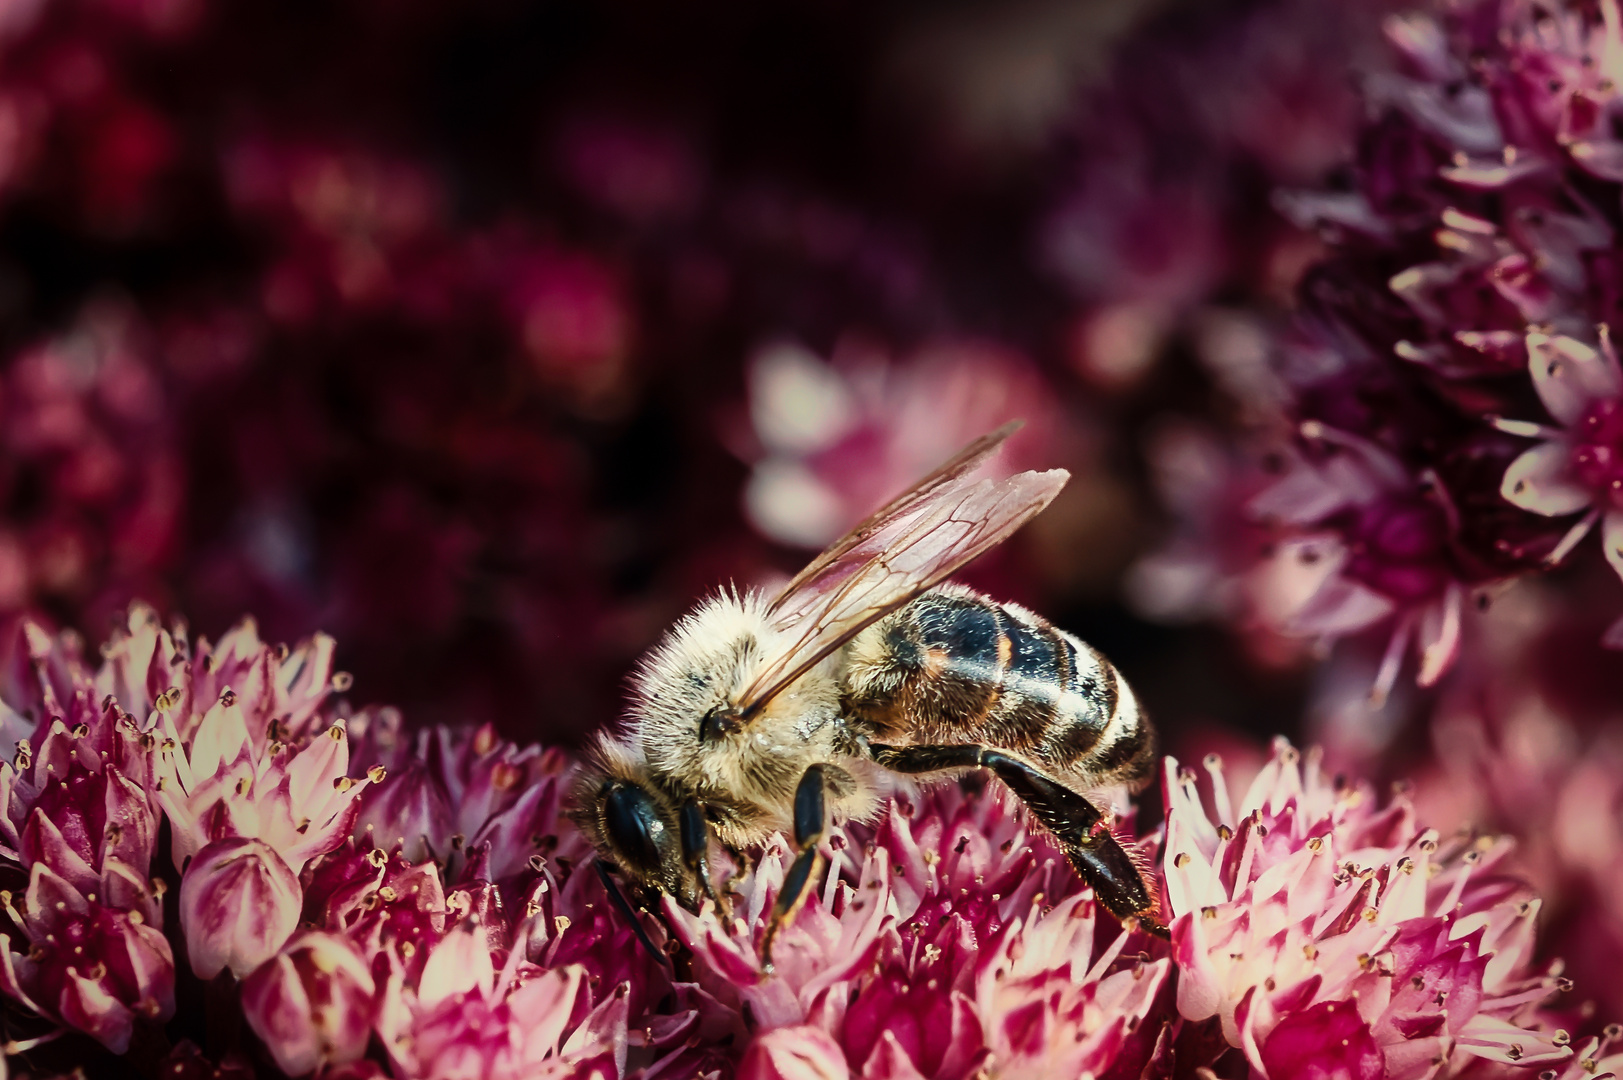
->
[570,740,695,905]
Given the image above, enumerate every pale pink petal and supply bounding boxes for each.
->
[1285,577,1395,637]
[242,932,374,1077]
[1528,332,1623,426]
[507,966,587,1060]
[1500,441,1592,516]
[739,1025,850,1080]
[185,695,250,784]
[1569,138,1623,180]
[1173,914,1224,1022]
[417,926,495,1009]
[1415,584,1463,688]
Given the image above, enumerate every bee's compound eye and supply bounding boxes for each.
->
[602,784,669,877]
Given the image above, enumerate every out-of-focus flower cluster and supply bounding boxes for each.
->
[1043,0,1390,391]
[1136,0,1623,689]
[0,0,1125,750]
[1118,0,1623,1031]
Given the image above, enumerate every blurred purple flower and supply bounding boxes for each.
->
[740,337,1058,550]
[1127,420,1319,671]
[0,302,182,622]
[1495,330,1623,643]
[1246,427,1472,701]
[1164,739,1570,1079]
[1044,0,1389,389]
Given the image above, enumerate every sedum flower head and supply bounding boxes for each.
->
[0,617,173,1052]
[350,712,588,886]
[0,604,371,1053]
[1164,739,1569,1080]
[668,781,1171,1080]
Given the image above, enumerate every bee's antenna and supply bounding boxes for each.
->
[594,859,669,968]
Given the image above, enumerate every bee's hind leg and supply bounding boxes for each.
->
[868,743,1169,939]
[760,764,828,972]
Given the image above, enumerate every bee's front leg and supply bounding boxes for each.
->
[760,764,827,972]
[721,841,755,898]
[593,859,669,964]
[678,801,725,913]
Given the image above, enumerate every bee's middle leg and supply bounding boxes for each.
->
[760,763,827,971]
[868,743,1169,939]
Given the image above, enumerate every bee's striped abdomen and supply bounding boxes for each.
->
[842,586,1152,787]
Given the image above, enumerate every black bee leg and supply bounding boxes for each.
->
[678,801,724,912]
[760,764,828,972]
[594,859,669,965]
[868,743,1169,939]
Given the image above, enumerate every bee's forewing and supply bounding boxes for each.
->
[735,452,1068,717]
[766,419,1024,613]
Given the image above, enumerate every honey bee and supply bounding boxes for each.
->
[573,423,1165,965]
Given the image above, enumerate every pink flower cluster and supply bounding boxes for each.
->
[665,782,1171,1080]
[1166,740,1572,1080]
[0,606,1587,1080]
[0,606,667,1078]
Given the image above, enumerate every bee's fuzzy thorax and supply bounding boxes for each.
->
[628,587,774,711]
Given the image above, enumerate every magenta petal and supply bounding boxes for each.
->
[1260,1000,1384,1080]
[179,837,302,979]
[100,913,177,1023]
[1286,576,1394,637]
[57,969,138,1054]
[861,1030,928,1080]
[354,759,453,862]
[102,765,158,873]
[20,806,99,896]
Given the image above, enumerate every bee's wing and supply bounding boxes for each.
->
[767,420,1025,612]
[735,456,1068,718]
